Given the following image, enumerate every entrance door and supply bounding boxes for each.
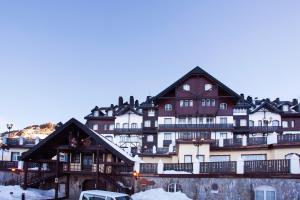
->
[82,154,93,171]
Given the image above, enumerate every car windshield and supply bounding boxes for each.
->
[115,196,132,200]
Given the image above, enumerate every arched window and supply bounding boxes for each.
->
[272,120,279,126]
[183,84,190,91]
[249,120,254,127]
[285,153,299,159]
[206,99,211,106]
[220,103,227,110]
[254,185,276,200]
[167,183,182,193]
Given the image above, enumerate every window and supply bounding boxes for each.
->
[168,183,182,193]
[196,155,205,162]
[233,120,236,127]
[164,133,172,140]
[123,123,129,129]
[131,123,137,128]
[155,120,158,127]
[164,118,172,124]
[71,153,80,163]
[92,124,98,131]
[249,120,254,127]
[291,121,295,128]
[206,99,211,106]
[115,123,120,128]
[240,119,247,127]
[199,117,203,124]
[93,110,99,117]
[165,104,172,111]
[220,132,228,139]
[148,110,155,117]
[180,100,193,107]
[205,84,213,91]
[282,121,288,128]
[178,118,186,124]
[241,154,266,161]
[283,105,289,112]
[147,135,154,142]
[109,124,114,130]
[206,117,214,124]
[211,99,216,106]
[144,120,151,127]
[220,117,227,124]
[254,186,276,200]
[11,152,20,161]
[285,153,299,159]
[107,110,113,116]
[202,99,206,106]
[220,103,227,110]
[184,155,192,163]
[187,117,193,124]
[183,84,190,91]
[258,120,262,126]
[272,120,279,126]
[209,155,230,162]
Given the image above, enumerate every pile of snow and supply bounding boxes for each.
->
[0,185,64,200]
[131,188,191,200]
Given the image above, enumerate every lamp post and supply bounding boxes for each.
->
[6,123,13,134]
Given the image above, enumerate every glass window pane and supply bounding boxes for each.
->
[266,191,275,200]
[255,191,264,200]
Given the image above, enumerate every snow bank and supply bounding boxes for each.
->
[131,188,191,200]
[0,185,64,200]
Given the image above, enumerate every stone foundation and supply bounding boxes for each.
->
[136,176,300,200]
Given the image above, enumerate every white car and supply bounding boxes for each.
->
[79,190,133,200]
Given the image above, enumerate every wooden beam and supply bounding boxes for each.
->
[23,162,28,190]
[96,149,100,189]
[55,149,59,200]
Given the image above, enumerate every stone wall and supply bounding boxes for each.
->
[136,176,300,200]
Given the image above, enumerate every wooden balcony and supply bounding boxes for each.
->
[140,163,158,174]
[248,137,267,146]
[278,134,300,144]
[159,124,234,132]
[199,161,236,174]
[163,163,193,173]
[244,159,290,174]
[177,132,211,140]
[249,126,283,134]
[0,161,18,171]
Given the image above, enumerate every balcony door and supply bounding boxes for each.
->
[82,153,93,171]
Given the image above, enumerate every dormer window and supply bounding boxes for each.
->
[183,84,190,91]
[93,110,99,117]
[283,105,289,112]
[205,84,213,91]
[92,124,98,131]
[107,110,113,116]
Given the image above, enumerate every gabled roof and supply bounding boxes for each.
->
[153,66,240,101]
[115,105,142,116]
[251,101,283,114]
[22,118,134,164]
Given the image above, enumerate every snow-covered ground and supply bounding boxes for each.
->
[131,188,191,200]
[0,185,64,200]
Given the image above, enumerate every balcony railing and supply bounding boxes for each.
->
[159,124,234,131]
[199,161,236,174]
[249,126,283,133]
[248,137,267,146]
[114,128,143,134]
[163,163,193,173]
[141,147,170,155]
[223,138,243,147]
[177,132,211,140]
[0,161,18,170]
[244,159,290,174]
[6,138,19,146]
[140,163,157,174]
[278,134,300,144]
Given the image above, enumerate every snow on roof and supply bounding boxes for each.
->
[90,129,135,162]
[81,190,130,198]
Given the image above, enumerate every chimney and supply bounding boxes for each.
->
[130,96,134,106]
[146,96,151,102]
[275,98,280,103]
[240,93,245,99]
[293,99,298,106]
[135,100,139,108]
[247,96,253,103]
[118,96,123,106]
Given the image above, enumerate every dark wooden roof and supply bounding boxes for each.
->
[22,118,134,165]
[251,101,283,114]
[153,66,240,101]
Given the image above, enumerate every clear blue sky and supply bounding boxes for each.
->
[1,0,300,132]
